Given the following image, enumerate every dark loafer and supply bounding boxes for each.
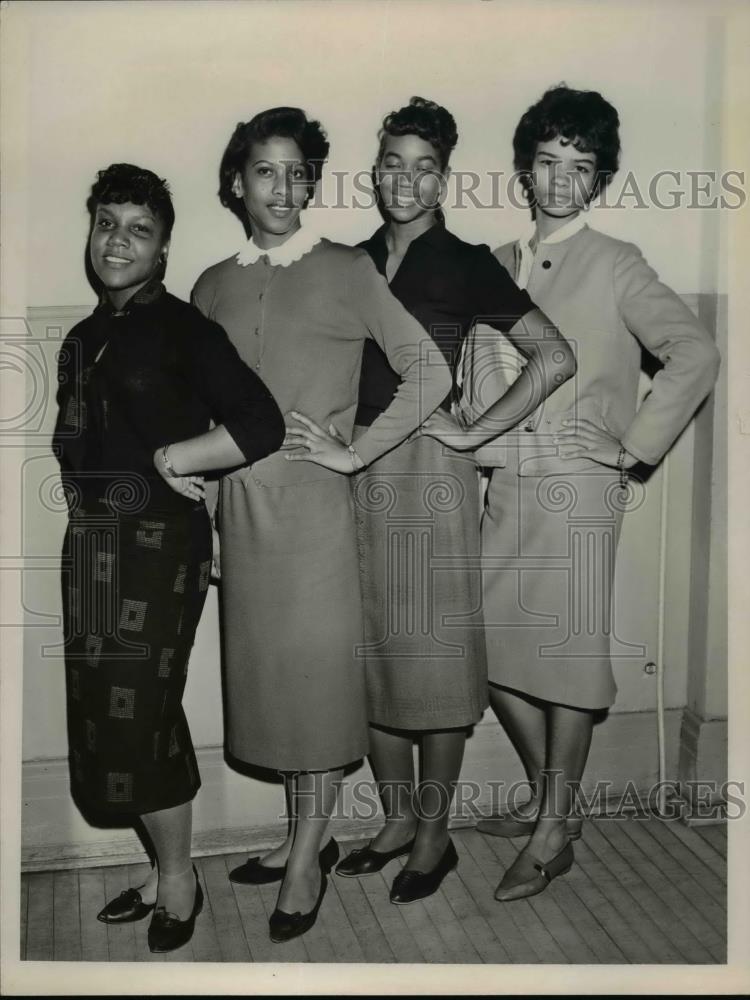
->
[97,885,156,924]
[229,837,339,885]
[494,841,574,901]
[269,871,328,943]
[389,839,458,904]
[335,836,416,877]
[147,866,203,953]
[477,814,583,841]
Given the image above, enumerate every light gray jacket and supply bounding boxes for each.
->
[460,224,721,474]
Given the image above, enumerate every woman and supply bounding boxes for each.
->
[331,97,576,904]
[457,86,720,900]
[189,107,451,941]
[55,164,285,952]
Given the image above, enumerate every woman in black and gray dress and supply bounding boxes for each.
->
[334,98,575,902]
[55,163,284,953]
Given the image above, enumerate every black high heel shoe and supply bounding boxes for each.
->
[389,839,458,904]
[269,861,328,943]
[97,885,156,924]
[229,837,339,885]
[147,865,203,953]
[335,836,416,877]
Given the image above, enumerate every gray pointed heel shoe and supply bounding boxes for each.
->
[494,841,574,901]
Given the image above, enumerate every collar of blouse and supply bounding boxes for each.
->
[236,224,322,268]
[96,276,166,317]
[364,219,451,275]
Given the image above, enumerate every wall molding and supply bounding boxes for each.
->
[678,706,728,787]
[22,708,698,872]
[26,305,93,322]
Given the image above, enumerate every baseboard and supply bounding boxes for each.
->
[22,707,690,872]
[677,707,728,825]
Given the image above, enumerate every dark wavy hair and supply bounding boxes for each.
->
[513,85,621,205]
[86,163,175,238]
[377,96,458,171]
[218,107,329,226]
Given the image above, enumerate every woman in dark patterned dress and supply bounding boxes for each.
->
[333,98,576,903]
[55,164,284,952]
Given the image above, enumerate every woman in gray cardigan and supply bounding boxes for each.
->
[191,107,451,942]
[423,85,720,901]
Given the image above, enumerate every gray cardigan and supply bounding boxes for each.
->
[192,239,451,484]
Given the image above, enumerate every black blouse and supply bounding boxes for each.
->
[54,280,285,515]
[355,222,536,425]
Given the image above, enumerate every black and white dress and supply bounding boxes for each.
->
[353,223,536,730]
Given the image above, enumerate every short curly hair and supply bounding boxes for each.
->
[513,85,621,201]
[218,107,330,224]
[86,163,175,238]
[377,96,458,171]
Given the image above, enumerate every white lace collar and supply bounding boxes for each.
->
[236,225,322,267]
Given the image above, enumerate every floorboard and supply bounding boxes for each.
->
[21,817,727,965]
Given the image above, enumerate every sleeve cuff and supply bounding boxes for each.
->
[349,429,381,468]
[619,434,660,467]
[223,403,285,465]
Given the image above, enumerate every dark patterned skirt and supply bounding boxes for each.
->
[61,499,212,815]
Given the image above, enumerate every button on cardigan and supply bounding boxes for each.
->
[193,239,452,471]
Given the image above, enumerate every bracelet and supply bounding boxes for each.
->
[616,445,628,489]
[347,444,361,474]
[162,444,178,479]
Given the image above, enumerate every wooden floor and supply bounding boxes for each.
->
[21,816,726,964]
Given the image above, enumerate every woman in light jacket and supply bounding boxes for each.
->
[425,85,720,900]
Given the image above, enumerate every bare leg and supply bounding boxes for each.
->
[367,724,419,852]
[407,728,466,871]
[257,774,296,867]
[488,684,547,816]
[277,768,342,914]
[524,703,594,861]
[139,801,195,919]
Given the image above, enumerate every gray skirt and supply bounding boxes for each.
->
[353,431,488,730]
[481,443,623,710]
[219,463,369,771]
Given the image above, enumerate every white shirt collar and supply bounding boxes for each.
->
[516,215,588,289]
[236,224,321,267]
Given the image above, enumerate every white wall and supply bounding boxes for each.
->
[20,0,726,310]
